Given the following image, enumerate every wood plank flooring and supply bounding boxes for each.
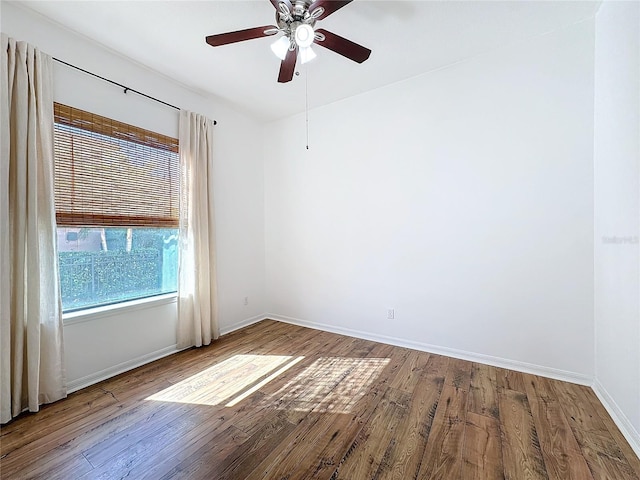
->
[1,320,638,480]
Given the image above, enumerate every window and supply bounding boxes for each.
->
[53,103,179,312]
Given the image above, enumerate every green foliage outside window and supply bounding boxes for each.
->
[58,228,178,312]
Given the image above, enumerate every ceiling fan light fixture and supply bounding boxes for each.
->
[270,36,290,60]
[294,24,314,48]
[205,0,371,83]
[300,45,316,64]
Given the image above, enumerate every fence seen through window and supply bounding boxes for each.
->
[57,227,178,312]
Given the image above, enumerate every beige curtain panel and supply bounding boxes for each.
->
[177,110,219,348]
[1,34,66,424]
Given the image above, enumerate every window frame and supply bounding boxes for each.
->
[62,292,177,325]
[53,103,180,314]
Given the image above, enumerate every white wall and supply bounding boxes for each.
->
[1,2,266,389]
[264,20,595,380]
[593,0,640,455]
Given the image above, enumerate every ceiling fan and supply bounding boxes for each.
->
[205,0,371,83]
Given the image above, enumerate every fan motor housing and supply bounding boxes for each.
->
[292,1,313,17]
[276,0,316,29]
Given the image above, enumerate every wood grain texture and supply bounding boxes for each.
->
[388,349,431,393]
[462,412,505,480]
[1,320,638,480]
[524,378,594,480]
[469,362,500,419]
[551,379,640,480]
[332,387,410,480]
[374,374,445,480]
[415,384,468,479]
[498,388,549,480]
[496,366,526,393]
[583,385,640,476]
[445,358,472,392]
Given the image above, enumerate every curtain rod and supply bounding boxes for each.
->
[52,57,217,125]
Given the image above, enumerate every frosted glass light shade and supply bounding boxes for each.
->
[294,24,314,48]
[271,36,290,60]
[300,45,316,64]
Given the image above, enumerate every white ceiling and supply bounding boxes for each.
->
[17,0,599,121]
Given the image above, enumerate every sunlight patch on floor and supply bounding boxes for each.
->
[146,354,297,406]
[145,354,390,414]
[261,357,390,414]
[224,356,305,407]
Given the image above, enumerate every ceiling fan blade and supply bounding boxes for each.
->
[308,0,353,20]
[314,29,371,63]
[278,47,297,83]
[206,25,277,47]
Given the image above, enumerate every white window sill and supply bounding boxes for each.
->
[63,293,178,326]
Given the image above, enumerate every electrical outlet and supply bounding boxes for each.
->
[387,309,395,320]
[244,296,249,306]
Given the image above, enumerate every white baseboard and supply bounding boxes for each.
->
[67,344,181,393]
[266,313,592,386]
[67,314,267,393]
[592,380,640,460]
[220,314,266,336]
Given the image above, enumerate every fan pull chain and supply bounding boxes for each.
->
[305,64,309,150]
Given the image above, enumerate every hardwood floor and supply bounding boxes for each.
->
[1,320,638,479]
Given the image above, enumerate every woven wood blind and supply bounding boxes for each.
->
[53,103,179,227]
